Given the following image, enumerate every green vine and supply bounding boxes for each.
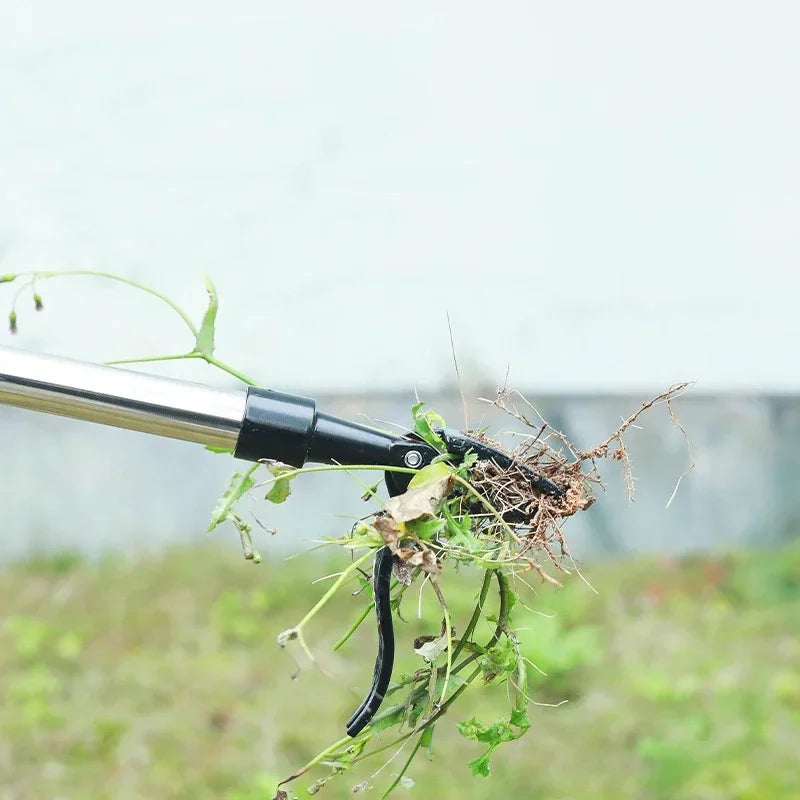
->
[5,270,257,385]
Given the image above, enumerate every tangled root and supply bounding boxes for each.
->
[465,382,692,580]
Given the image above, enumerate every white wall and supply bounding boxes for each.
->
[1,1,798,394]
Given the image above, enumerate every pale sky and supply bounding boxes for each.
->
[1,1,798,394]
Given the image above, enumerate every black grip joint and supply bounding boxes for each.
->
[234,387,316,467]
[233,386,409,469]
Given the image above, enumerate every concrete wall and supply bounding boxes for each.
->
[2,390,797,563]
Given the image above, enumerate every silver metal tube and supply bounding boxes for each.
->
[0,346,247,449]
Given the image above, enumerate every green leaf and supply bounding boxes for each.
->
[265,465,295,504]
[371,704,405,732]
[459,450,479,469]
[444,510,485,554]
[406,693,427,728]
[505,587,517,619]
[474,721,514,745]
[408,461,454,488]
[449,525,472,544]
[208,470,256,531]
[205,445,234,455]
[444,508,471,535]
[457,716,482,740]
[510,707,531,730]
[0,273,15,284]
[458,714,525,777]
[479,638,518,682]
[420,725,435,760]
[194,275,218,356]
[406,516,445,541]
[411,402,447,451]
[467,750,492,777]
[433,673,467,697]
[265,479,291,504]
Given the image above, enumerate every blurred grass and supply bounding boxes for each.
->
[1,541,799,800]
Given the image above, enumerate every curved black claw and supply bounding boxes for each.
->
[345,545,395,736]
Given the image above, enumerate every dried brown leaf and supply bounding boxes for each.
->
[383,476,453,523]
[396,546,440,575]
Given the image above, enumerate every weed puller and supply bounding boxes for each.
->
[0,344,563,735]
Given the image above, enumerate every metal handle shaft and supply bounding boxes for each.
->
[0,346,246,449]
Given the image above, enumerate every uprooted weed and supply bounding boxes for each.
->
[258,383,693,798]
[1,271,694,799]
[353,382,693,596]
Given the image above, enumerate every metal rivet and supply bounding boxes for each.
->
[403,450,423,468]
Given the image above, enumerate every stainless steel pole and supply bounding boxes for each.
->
[0,346,247,449]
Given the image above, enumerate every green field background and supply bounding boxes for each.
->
[2,542,798,800]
